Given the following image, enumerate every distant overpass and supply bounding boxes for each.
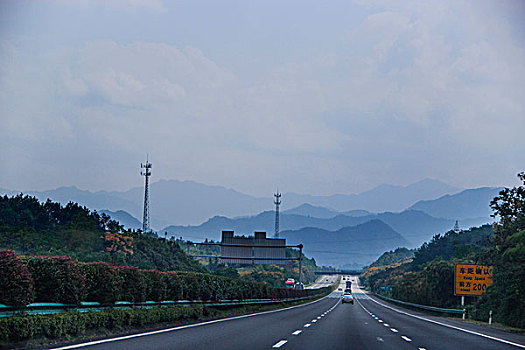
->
[313,269,363,275]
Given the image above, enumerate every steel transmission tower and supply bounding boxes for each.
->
[453,220,460,233]
[141,156,152,232]
[274,190,281,237]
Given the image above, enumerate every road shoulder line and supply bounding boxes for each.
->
[362,293,525,348]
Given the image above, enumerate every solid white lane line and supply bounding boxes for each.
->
[292,330,302,336]
[52,292,335,350]
[273,340,288,348]
[361,294,525,349]
[304,324,311,328]
[401,336,412,342]
[391,328,398,333]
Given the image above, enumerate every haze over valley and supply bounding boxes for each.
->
[1,178,500,267]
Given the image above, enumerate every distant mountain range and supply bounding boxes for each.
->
[409,187,503,220]
[162,207,492,248]
[1,178,461,228]
[100,210,143,230]
[282,203,370,218]
[2,179,502,268]
[281,220,410,267]
[283,178,461,212]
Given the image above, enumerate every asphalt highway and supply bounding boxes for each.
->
[306,275,338,289]
[53,276,525,350]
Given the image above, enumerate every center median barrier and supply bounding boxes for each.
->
[0,289,332,318]
[0,289,332,345]
[373,293,464,315]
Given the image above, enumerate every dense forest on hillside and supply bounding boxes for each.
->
[361,172,525,328]
[370,247,414,267]
[0,194,203,272]
[361,225,493,309]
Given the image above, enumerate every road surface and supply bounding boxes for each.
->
[306,275,339,289]
[53,276,525,350]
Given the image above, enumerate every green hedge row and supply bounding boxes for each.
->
[0,305,206,343]
[0,251,329,306]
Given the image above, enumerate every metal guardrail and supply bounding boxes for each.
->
[0,294,328,318]
[374,293,464,315]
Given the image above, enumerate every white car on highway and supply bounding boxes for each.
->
[342,293,354,304]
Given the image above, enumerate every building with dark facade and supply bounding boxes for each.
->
[220,231,286,266]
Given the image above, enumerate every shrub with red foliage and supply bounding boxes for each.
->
[0,250,34,306]
[119,266,147,302]
[142,269,167,301]
[163,271,183,301]
[80,262,122,303]
[25,255,85,304]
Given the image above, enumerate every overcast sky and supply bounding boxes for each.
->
[1,0,524,196]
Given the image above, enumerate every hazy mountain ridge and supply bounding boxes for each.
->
[282,203,370,218]
[409,187,503,220]
[100,210,142,230]
[284,178,460,212]
[163,208,491,248]
[280,219,410,267]
[2,182,499,268]
[0,178,461,228]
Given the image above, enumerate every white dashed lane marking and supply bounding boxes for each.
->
[391,328,398,333]
[304,324,311,328]
[292,330,302,336]
[272,340,288,348]
[401,336,412,342]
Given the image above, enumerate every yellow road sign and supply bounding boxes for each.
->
[455,264,493,296]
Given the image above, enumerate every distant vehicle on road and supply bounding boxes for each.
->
[342,293,354,304]
[285,278,295,289]
[346,280,352,289]
[294,282,304,290]
[338,287,342,291]
[344,288,351,294]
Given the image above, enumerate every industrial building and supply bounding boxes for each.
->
[220,231,286,266]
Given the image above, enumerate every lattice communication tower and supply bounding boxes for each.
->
[274,190,282,237]
[453,220,460,233]
[141,156,152,232]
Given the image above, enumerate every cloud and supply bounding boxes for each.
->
[1,1,524,195]
[53,0,166,13]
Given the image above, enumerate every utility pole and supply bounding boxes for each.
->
[274,190,281,237]
[298,244,303,286]
[141,156,152,232]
